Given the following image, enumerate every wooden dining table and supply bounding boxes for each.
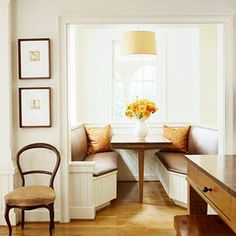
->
[111,134,172,203]
[186,154,236,233]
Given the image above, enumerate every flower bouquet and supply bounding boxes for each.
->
[125,98,158,120]
[125,98,158,139]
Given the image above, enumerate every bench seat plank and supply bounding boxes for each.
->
[155,151,187,175]
[174,215,236,236]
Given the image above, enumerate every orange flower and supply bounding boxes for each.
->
[125,99,158,120]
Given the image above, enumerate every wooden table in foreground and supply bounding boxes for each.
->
[111,134,172,203]
[186,154,236,233]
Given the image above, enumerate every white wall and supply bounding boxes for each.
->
[0,0,235,224]
[165,28,199,123]
[0,0,16,225]
[73,27,114,123]
[70,26,199,124]
[0,0,14,168]
[199,27,218,128]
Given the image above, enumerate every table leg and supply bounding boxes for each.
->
[188,182,207,214]
[138,150,145,203]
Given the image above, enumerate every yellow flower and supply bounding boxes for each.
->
[131,103,138,111]
[125,99,158,120]
[139,105,146,113]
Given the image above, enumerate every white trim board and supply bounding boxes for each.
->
[59,15,234,222]
[117,174,159,181]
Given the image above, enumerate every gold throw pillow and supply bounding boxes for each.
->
[163,125,190,153]
[85,125,112,155]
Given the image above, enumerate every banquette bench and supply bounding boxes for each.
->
[155,126,218,206]
[69,124,119,219]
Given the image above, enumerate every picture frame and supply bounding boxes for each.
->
[18,38,51,79]
[19,87,52,128]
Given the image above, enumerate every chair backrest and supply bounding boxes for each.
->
[16,143,61,189]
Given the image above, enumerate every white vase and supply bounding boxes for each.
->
[133,119,148,139]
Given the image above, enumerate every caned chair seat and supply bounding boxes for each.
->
[4,185,56,207]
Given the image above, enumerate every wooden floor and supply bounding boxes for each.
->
[0,181,186,236]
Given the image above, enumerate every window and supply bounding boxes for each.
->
[68,26,201,125]
[112,41,161,122]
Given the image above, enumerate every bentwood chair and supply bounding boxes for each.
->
[4,143,61,236]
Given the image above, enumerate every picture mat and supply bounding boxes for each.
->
[21,89,50,126]
[20,40,49,78]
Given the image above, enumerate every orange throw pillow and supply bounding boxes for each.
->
[85,125,112,154]
[163,125,190,153]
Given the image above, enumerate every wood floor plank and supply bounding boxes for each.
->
[0,181,186,236]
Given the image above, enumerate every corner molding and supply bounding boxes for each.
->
[59,14,234,222]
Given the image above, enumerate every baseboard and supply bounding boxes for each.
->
[117,174,159,181]
[0,210,20,226]
[0,209,60,224]
[70,206,95,219]
[24,209,60,222]
[173,200,187,208]
[0,167,19,226]
[96,202,110,211]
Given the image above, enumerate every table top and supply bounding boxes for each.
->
[110,134,172,150]
[186,154,236,198]
[111,134,172,144]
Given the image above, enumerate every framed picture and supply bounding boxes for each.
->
[18,38,51,79]
[19,87,51,128]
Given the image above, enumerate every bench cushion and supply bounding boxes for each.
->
[71,125,88,161]
[84,151,118,176]
[163,125,190,152]
[85,125,112,155]
[156,151,187,175]
[188,126,218,154]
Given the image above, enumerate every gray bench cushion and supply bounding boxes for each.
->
[156,151,187,175]
[156,126,218,175]
[188,126,218,154]
[71,125,88,161]
[85,151,118,176]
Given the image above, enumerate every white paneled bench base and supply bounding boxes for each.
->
[69,161,117,219]
[156,126,218,208]
[156,158,187,207]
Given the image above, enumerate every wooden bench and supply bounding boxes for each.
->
[174,215,236,236]
[155,126,218,207]
[69,124,119,219]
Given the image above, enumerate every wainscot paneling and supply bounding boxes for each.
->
[69,161,117,219]
[156,158,187,207]
[94,172,117,207]
[70,165,95,219]
[0,169,19,225]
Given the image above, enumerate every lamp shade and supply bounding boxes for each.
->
[121,31,157,55]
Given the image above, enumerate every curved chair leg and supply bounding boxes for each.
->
[51,204,55,229]
[48,204,54,236]
[4,204,12,236]
[21,210,25,229]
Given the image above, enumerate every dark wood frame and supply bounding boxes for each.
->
[4,143,61,236]
[19,87,52,128]
[18,38,51,79]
